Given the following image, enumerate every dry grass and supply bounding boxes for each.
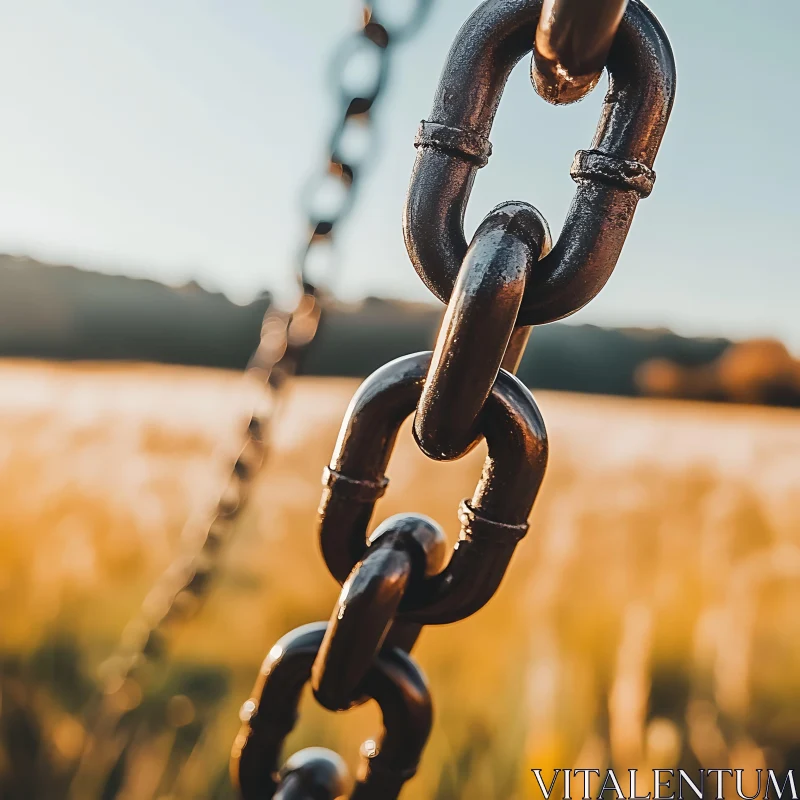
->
[0,359,798,799]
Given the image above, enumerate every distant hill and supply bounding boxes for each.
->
[1,255,798,406]
[305,298,731,395]
[0,255,270,368]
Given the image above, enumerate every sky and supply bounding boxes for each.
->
[0,0,798,347]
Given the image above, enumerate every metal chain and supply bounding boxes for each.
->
[67,3,434,797]
[298,0,434,291]
[231,1,676,798]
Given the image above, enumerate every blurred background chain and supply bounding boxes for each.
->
[67,2,435,798]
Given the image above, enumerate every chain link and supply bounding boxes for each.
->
[532,0,630,104]
[67,2,434,797]
[233,0,676,797]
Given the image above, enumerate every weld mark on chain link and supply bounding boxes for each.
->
[414,121,493,167]
[457,500,529,545]
[322,466,390,503]
[570,149,656,197]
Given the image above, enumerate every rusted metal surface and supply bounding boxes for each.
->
[533,0,629,104]
[234,0,674,795]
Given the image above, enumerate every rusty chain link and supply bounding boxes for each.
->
[232,0,675,797]
[68,2,434,797]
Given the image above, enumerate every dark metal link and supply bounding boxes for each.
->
[413,201,551,460]
[532,0,629,104]
[275,748,350,800]
[232,623,432,800]
[317,352,548,607]
[403,0,676,325]
[311,514,446,712]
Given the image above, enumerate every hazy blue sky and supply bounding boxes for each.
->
[1,1,799,346]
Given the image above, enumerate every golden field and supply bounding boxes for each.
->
[0,359,798,799]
